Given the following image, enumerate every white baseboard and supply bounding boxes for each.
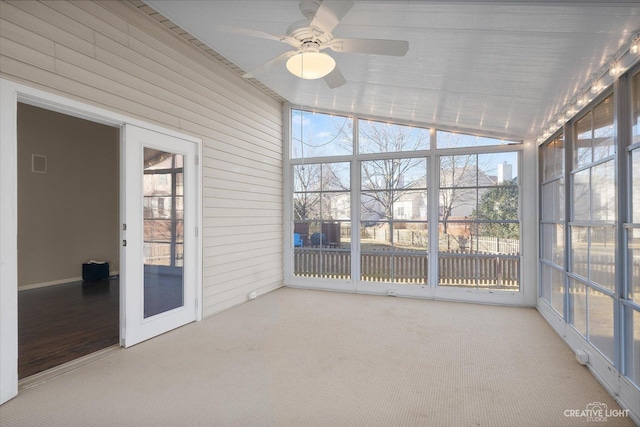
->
[18,271,120,291]
[19,270,120,291]
[19,277,83,291]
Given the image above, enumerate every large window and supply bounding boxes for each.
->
[625,71,640,388]
[291,110,352,158]
[293,162,351,279]
[437,131,515,149]
[539,134,565,314]
[361,156,428,284]
[569,94,616,363]
[289,109,522,291]
[438,150,520,290]
[360,119,429,153]
[538,67,640,403]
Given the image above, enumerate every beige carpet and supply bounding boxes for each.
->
[0,288,635,426]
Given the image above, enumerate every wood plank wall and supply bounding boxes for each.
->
[0,0,284,317]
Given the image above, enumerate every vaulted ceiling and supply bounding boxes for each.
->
[143,0,640,141]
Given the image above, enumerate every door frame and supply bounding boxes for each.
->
[0,79,203,404]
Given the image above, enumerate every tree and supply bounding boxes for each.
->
[340,120,429,221]
[439,154,477,230]
[360,158,425,221]
[294,163,350,221]
[293,164,321,221]
[438,154,479,254]
[358,119,428,154]
[473,180,519,239]
[335,120,430,248]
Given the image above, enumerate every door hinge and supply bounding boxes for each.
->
[122,240,127,247]
[195,226,199,237]
[195,155,199,165]
[122,224,127,231]
[195,298,199,309]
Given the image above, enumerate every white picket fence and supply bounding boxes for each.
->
[356,227,519,255]
[476,237,520,255]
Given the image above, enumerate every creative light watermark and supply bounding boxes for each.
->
[564,402,629,422]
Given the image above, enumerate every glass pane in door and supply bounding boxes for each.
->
[143,148,184,318]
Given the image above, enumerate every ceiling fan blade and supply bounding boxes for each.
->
[330,38,409,56]
[323,66,346,89]
[217,25,300,48]
[243,51,297,79]
[310,0,354,35]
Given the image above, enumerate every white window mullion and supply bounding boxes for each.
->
[352,118,361,286]
[428,129,439,287]
[282,103,294,283]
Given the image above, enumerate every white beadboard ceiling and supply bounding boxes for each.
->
[144,0,640,141]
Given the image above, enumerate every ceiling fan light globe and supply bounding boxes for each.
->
[286,52,336,79]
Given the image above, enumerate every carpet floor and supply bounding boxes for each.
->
[0,287,635,426]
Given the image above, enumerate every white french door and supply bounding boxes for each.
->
[123,125,198,347]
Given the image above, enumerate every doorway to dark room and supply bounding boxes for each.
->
[17,103,120,380]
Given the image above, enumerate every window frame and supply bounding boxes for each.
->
[539,132,567,316]
[143,154,184,268]
[566,91,617,365]
[538,63,640,399]
[284,105,526,302]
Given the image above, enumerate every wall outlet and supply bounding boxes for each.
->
[248,291,257,300]
[387,289,397,297]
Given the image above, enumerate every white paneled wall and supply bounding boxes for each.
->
[0,0,284,317]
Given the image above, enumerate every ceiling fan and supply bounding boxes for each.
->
[218,0,409,88]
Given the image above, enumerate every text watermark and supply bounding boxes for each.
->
[564,402,629,422]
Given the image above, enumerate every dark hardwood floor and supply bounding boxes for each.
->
[18,278,119,379]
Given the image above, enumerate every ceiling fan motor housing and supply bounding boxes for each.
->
[287,21,333,51]
[299,0,322,19]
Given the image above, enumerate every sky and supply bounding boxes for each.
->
[291,109,520,180]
